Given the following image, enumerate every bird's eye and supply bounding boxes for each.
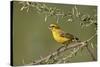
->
[51,26,55,27]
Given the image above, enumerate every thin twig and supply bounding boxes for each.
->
[85,45,96,61]
[84,33,97,60]
[86,33,97,42]
[56,47,80,63]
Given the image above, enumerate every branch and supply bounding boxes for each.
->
[58,33,97,63]
[23,33,96,65]
[25,42,86,65]
[56,47,80,63]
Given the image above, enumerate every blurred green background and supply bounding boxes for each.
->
[12,1,97,66]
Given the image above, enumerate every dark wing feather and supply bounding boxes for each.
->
[59,31,74,39]
[59,31,79,41]
[65,33,79,40]
[65,33,74,39]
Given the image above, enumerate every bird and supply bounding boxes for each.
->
[48,23,79,47]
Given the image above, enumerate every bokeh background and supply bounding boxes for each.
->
[12,1,97,66]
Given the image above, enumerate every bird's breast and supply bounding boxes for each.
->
[52,31,69,44]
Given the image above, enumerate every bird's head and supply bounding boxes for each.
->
[48,24,60,31]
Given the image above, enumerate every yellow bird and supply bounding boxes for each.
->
[49,23,79,46]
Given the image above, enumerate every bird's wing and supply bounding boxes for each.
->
[65,33,74,39]
[59,31,74,39]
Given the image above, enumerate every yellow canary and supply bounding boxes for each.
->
[49,24,78,45]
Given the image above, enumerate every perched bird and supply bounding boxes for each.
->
[49,23,79,46]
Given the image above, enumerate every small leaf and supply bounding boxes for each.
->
[56,15,59,23]
[45,15,48,22]
[72,8,75,16]
[20,6,27,11]
[67,18,72,22]
[27,7,29,12]
[20,6,25,11]
[91,43,94,48]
